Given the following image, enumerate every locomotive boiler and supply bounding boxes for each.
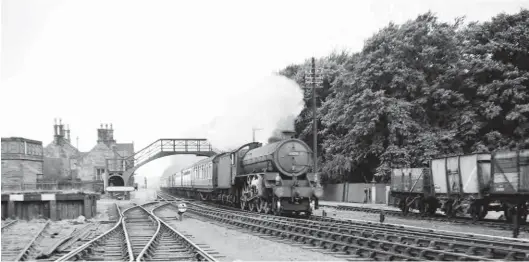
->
[162,130,323,217]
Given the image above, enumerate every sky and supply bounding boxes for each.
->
[1,0,528,187]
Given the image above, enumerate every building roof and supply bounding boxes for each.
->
[116,143,134,154]
[2,137,43,145]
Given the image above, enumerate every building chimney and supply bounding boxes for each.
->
[66,124,71,143]
[53,118,59,136]
[97,123,116,146]
[54,118,66,145]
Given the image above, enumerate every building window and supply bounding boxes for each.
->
[95,168,105,181]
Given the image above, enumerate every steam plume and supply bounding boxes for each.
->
[192,74,304,151]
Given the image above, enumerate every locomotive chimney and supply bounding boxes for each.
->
[267,129,295,143]
[280,130,295,140]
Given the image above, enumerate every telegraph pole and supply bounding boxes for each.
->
[252,127,263,142]
[304,57,323,174]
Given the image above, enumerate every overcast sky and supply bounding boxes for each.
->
[1,0,528,185]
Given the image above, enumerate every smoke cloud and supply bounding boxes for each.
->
[195,74,304,151]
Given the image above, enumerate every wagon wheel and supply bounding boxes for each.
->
[427,202,437,216]
[445,204,456,218]
[401,197,410,216]
[418,200,427,217]
[470,204,480,222]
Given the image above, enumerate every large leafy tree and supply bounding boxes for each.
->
[457,9,529,151]
[280,10,529,184]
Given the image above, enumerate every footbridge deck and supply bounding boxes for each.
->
[104,138,222,187]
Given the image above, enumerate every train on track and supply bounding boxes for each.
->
[390,149,529,225]
[160,130,323,217]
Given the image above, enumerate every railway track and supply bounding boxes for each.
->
[158,192,529,261]
[43,223,110,261]
[55,204,132,262]
[1,220,17,231]
[124,204,161,259]
[320,204,529,233]
[136,202,219,261]
[1,220,51,262]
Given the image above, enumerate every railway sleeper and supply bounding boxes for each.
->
[225,208,528,259]
[189,208,500,261]
[169,198,529,260]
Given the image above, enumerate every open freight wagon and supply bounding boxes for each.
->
[390,150,529,222]
[390,167,437,215]
[489,150,529,223]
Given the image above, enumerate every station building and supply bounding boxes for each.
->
[1,137,44,185]
[43,120,135,187]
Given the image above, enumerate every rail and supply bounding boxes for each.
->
[135,204,162,261]
[55,203,132,262]
[152,202,217,262]
[1,220,17,231]
[14,221,51,262]
[121,205,139,262]
[159,191,529,261]
[136,197,217,262]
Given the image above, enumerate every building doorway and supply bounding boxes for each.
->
[108,175,125,187]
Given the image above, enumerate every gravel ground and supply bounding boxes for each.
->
[94,189,157,221]
[2,220,47,253]
[157,208,347,261]
[313,207,529,239]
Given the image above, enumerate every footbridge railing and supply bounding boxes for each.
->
[106,139,222,173]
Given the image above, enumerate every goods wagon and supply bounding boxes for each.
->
[390,168,437,215]
[489,150,529,223]
[430,153,494,219]
[162,131,323,217]
[390,149,529,223]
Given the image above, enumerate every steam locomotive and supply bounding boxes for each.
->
[161,130,323,217]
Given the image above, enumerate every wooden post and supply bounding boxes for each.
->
[50,200,57,221]
[83,195,92,219]
[8,201,15,219]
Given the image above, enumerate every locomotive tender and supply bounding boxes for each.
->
[161,131,323,217]
[390,149,529,223]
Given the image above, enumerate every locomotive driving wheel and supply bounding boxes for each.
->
[248,199,257,212]
[241,176,257,211]
[255,199,263,213]
[240,198,248,210]
[261,200,272,214]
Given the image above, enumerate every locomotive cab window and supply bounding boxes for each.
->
[230,153,235,165]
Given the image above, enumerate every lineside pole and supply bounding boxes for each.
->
[305,57,323,174]
[312,57,318,174]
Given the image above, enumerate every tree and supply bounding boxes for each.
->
[280,10,529,184]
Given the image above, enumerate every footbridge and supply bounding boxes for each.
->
[103,138,221,188]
